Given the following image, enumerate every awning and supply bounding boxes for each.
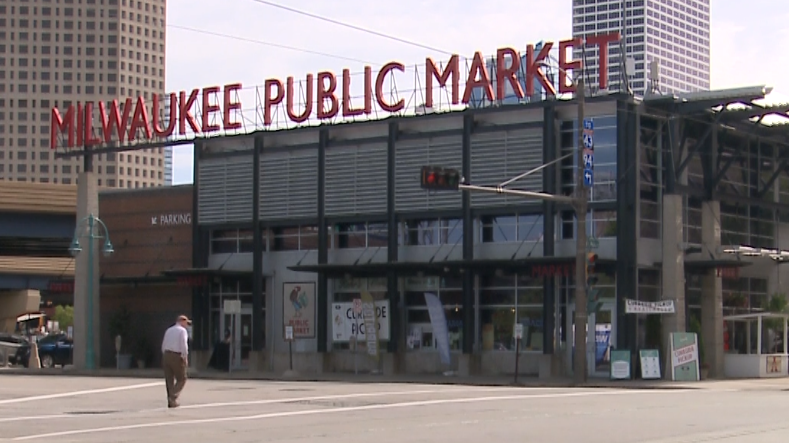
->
[683,259,752,270]
[16,311,45,322]
[288,256,616,278]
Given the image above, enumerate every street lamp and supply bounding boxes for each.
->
[70,213,114,370]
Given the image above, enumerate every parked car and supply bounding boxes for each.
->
[0,333,30,366]
[35,333,73,368]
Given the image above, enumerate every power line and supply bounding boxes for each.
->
[168,24,376,66]
[246,0,453,56]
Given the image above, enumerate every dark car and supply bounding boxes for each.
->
[0,333,31,366]
[35,334,73,368]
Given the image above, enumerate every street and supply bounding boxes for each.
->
[1,376,789,442]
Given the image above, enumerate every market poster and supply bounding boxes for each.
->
[609,349,631,380]
[639,349,662,379]
[282,282,316,338]
[669,332,700,381]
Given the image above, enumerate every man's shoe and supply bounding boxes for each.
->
[168,401,179,408]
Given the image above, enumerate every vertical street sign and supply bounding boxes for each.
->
[582,119,594,188]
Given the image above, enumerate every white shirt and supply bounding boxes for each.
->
[161,324,189,358]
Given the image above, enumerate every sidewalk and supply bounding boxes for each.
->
[0,366,706,390]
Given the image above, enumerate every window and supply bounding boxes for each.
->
[479,273,544,352]
[399,219,462,246]
[405,276,464,351]
[210,229,256,254]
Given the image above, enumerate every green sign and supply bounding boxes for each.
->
[670,333,699,382]
[610,349,631,380]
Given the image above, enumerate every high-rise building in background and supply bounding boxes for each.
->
[0,0,167,188]
[164,146,173,185]
[571,0,710,97]
[469,42,556,108]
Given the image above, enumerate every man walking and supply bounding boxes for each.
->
[161,315,191,408]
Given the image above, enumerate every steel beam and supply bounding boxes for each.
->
[459,184,575,204]
[676,112,723,176]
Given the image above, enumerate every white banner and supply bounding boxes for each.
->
[331,300,390,342]
[625,299,675,314]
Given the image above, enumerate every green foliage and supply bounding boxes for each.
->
[764,293,788,333]
[52,305,74,329]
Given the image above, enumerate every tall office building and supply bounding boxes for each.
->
[0,0,167,188]
[468,42,556,108]
[164,146,172,185]
[571,0,710,97]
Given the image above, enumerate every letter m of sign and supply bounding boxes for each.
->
[51,106,76,149]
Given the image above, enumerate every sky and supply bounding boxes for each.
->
[165,0,789,184]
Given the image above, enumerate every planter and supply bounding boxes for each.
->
[700,367,709,380]
[117,353,133,370]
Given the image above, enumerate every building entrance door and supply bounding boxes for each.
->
[566,301,617,378]
[220,306,253,370]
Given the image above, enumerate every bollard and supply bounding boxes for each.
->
[28,341,41,369]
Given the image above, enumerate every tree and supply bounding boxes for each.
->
[52,305,74,329]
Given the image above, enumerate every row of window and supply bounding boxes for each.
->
[209,213,619,254]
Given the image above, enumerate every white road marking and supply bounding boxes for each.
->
[0,382,163,405]
[0,386,539,423]
[12,389,695,440]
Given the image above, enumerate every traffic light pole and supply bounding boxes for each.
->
[573,78,589,385]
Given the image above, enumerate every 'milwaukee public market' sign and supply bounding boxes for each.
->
[51,33,620,150]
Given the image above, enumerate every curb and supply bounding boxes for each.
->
[0,368,700,390]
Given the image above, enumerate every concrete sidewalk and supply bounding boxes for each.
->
[0,365,710,390]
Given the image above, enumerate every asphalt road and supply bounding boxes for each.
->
[1,375,789,442]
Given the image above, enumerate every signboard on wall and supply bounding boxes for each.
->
[331,300,390,342]
[282,282,316,338]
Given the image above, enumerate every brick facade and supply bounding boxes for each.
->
[97,185,193,368]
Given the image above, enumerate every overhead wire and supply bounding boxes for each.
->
[245,0,454,56]
[167,24,377,66]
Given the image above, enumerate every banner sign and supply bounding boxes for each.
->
[669,332,700,381]
[625,299,675,314]
[425,292,451,367]
[331,300,390,342]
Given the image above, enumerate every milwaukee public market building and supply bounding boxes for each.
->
[184,85,789,379]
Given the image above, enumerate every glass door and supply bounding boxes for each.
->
[220,308,253,370]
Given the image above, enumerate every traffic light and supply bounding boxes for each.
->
[420,166,461,191]
[585,252,598,287]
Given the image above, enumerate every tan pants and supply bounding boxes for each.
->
[163,351,187,404]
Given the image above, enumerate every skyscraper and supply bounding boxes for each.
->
[164,146,173,185]
[571,0,710,97]
[0,0,167,188]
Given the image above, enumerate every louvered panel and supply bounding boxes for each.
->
[325,143,387,216]
[197,156,254,224]
[395,136,462,212]
[260,150,318,220]
[470,129,544,208]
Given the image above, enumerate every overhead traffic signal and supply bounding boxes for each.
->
[585,252,602,314]
[420,166,461,191]
[585,252,598,287]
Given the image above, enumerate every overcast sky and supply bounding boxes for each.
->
[165,0,789,184]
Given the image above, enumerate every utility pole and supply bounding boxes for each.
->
[573,78,589,385]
